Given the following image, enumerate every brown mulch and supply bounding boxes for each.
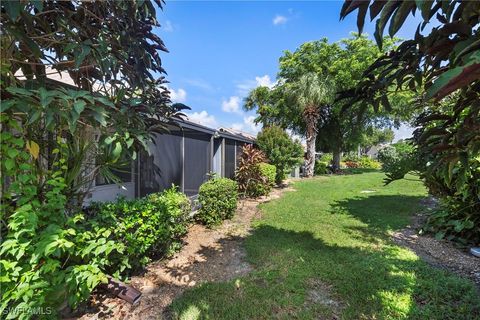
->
[71,185,293,320]
[392,198,480,289]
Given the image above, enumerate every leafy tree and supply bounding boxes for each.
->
[244,86,280,127]
[0,1,185,317]
[340,1,480,244]
[247,35,406,170]
[256,126,303,184]
[283,73,335,177]
[1,0,186,207]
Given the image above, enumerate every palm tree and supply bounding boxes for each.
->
[286,73,335,177]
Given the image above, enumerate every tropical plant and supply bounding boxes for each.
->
[256,126,303,183]
[197,178,238,227]
[0,137,127,319]
[235,144,275,197]
[0,0,186,207]
[340,0,480,244]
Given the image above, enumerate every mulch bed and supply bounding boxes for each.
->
[392,198,480,290]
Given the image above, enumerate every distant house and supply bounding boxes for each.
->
[365,143,388,159]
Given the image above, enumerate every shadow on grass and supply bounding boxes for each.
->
[330,194,425,236]
[170,223,480,319]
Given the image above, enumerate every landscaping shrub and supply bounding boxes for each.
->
[197,178,238,227]
[87,186,191,272]
[236,145,274,197]
[358,156,381,169]
[258,162,276,194]
[319,153,333,164]
[0,140,127,318]
[256,126,303,184]
[314,160,328,175]
[378,145,417,181]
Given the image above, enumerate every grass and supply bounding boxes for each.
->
[170,171,480,319]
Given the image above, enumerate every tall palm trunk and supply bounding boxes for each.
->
[303,105,320,177]
[332,147,342,171]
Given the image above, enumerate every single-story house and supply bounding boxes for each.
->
[15,68,256,204]
[86,120,255,203]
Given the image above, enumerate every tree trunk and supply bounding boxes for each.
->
[305,124,317,178]
[332,148,342,172]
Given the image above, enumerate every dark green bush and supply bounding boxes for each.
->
[197,178,238,227]
[314,160,328,175]
[256,126,303,183]
[87,187,191,272]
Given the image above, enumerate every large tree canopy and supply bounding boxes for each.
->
[246,34,408,170]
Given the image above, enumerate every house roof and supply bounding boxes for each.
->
[217,127,256,143]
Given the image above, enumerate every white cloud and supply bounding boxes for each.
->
[187,110,217,128]
[163,20,174,32]
[254,75,275,88]
[244,116,261,134]
[222,96,241,114]
[273,15,288,26]
[169,88,187,103]
[230,116,262,135]
[236,75,276,96]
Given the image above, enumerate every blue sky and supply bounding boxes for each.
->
[156,1,417,140]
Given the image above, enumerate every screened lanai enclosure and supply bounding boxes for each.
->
[136,120,254,197]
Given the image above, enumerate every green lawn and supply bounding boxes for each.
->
[171,171,480,319]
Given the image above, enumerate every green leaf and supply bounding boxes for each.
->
[434,231,445,240]
[27,110,42,125]
[4,158,15,171]
[415,0,434,21]
[112,142,122,159]
[0,100,16,112]
[3,0,21,20]
[95,97,115,108]
[389,2,415,37]
[75,44,92,68]
[92,111,107,126]
[73,100,86,114]
[104,136,115,145]
[7,149,19,158]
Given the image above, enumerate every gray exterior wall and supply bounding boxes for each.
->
[88,120,255,203]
